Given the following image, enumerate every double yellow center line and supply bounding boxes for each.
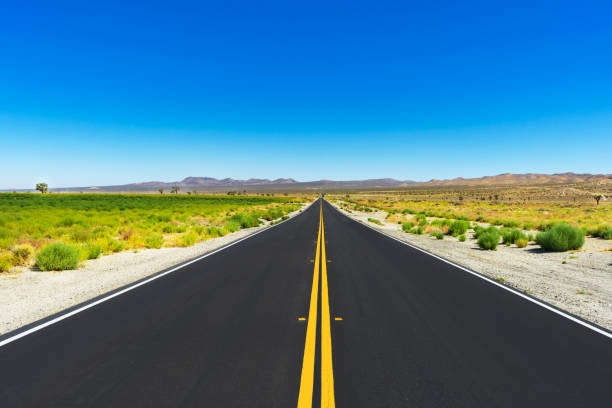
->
[297,201,335,408]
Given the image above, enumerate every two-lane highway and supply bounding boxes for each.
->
[1,199,611,407]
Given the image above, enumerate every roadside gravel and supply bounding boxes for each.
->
[0,204,308,335]
[331,203,612,331]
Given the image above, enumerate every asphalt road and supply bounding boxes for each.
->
[1,199,611,407]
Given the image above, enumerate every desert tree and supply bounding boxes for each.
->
[593,194,604,206]
[158,188,164,194]
[171,185,180,194]
[36,183,48,194]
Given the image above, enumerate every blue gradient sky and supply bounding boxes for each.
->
[1,0,611,189]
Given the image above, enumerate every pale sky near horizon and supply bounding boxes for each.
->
[1,1,611,189]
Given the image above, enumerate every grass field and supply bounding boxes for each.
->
[0,193,304,270]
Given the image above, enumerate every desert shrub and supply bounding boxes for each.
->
[522,222,535,231]
[409,226,424,235]
[281,215,289,220]
[193,226,206,236]
[36,242,80,271]
[515,238,528,248]
[368,218,383,225]
[71,229,93,243]
[587,225,612,240]
[92,226,109,238]
[402,222,415,232]
[478,231,500,250]
[223,221,241,234]
[230,213,260,228]
[501,228,527,245]
[180,232,197,247]
[144,235,164,249]
[0,253,13,272]
[107,239,125,253]
[432,231,444,240]
[11,244,35,265]
[473,226,485,239]
[207,226,224,237]
[415,214,428,226]
[536,223,584,252]
[56,217,78,227]
[502,220,519,228]
[448,220,469,237]
[458,234,466,242]
[82,243,103,259]
[538,221,561,232]
[431,219,451,228]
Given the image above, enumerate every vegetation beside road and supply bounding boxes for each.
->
[0,193,302,271]
[331,186,610,252]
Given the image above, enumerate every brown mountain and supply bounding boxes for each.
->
[422,172,612,186]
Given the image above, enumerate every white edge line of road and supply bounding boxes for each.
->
[326,200,612,340]
[0,201,314,348]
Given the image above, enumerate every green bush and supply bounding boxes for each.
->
[402,222,415,232]
[432,231,444,240]
[415,214,428,226]
[230,213,260,228]
[536,223,584,252]
[36,242,80,271]
[501,228,528,245]
[82,243,103,259]
[458,234,466,242]
[448,220,469,237]
[207,226,224,237]
[368,218,383,225]
[0,253,13,272]
[144,235,164,249]
[180,232,197,247]
[478,231,500,250]
[223,221,241,234]
[587,225,612,240]
[515,238,528,248]
[473,225,499,239]
[107,239,125,253]
[71,229,93,242]
[11,244,34,265]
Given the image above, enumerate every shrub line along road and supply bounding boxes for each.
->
[1,199,611,407]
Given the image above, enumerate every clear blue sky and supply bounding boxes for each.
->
[1,0,611,189]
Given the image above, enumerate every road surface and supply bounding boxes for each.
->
[1,199,611,407]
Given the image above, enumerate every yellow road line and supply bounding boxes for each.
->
[320,212,336,408]
[297,204,322,408]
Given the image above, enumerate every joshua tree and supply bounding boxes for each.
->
[171,185,180,194]
[36,183,48,194]
[593,194,604,206]
[158,188,164,194]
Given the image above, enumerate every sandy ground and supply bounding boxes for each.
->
[0,204,309,336]
[330,202,612,331]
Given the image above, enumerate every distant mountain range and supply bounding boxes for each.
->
[11,173,611,193]
[76,177,416,192]
[422,172,612,187]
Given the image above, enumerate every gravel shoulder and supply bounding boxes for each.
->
[0,204,309,335]
[330,202,612,331]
